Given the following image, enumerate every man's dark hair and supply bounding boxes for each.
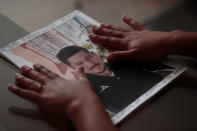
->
[56,45,89,65]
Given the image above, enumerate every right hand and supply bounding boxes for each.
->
[8,64,99,118]
[89,15,174,63]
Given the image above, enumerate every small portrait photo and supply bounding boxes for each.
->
[56,45,167,115]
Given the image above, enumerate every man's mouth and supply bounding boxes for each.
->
[90,63,107,75]
[89,63,101,70]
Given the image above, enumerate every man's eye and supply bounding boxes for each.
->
[85,54,93,60]
[74,62,83,66]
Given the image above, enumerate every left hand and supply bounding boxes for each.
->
[89,15,173,63]
[8,64,97,118]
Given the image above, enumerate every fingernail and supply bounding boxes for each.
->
[8,84,15,89]
[8,84,12,88]
[88,33,93,38]
[8,85,17,91]
[33,64,41,69]
[15,73,22,79]
[107,54,114,61]
[21,65,31,71]
[121,14,126,18]
[22,65,28,69]
[100,23,105,27]
[92,25,98,30]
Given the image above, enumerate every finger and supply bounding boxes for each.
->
[71,67,86,80]
[21,65,48,84]
[33,64,59,79]
[8,84,41,104]
[15,73,43,91]
[107,49,137,63]
[92,25,127,37]
[122,15,145,31]
[73,67,88,81]
[89,34,128,50]
[101,23,130,32]
[71,70,80,80]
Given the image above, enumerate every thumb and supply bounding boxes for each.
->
[107,49,137,63]
[77,67,88,80]
[122,15,145,31]
[71,67,87,80]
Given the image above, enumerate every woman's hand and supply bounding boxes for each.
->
[8,64,117,131]
[89,15,174,63]
[8,64,97,118]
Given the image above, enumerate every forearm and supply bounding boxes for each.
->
[66,95,118,131]
[168,30,197,58]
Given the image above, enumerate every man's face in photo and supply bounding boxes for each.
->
[67,50,106,75]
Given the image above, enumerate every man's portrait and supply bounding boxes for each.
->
[57,45,165,115]
[56,45,112,76]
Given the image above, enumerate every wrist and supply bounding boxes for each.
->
[166,30,184,54]
[65,94,101,120]
[65,94,117,131]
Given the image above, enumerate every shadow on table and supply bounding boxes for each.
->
[9,106,74,131]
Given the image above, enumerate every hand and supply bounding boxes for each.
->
[8,64,98,118]
[8,65,117,131]
[89,15,173,63]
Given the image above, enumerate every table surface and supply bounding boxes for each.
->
[0,0,197,131]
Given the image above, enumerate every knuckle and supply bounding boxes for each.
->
[17,75,24,81]
[98,27,103,32]
[36,74,46,83]
[26,70,36,77]
[94,35,99,40]
[48,72,59,79]
[16,76,25,85]
[41,68,49,73]
[132,20,137,25]
[108,30,113,35]
[123,32,130,37]
[17,89,26,97]
[35,64,43,70]
[97,36,104,41]
[107,24,112,28]
[109,37,113,42]
[23,76,29,81]
[24,68,33,74]
[115,31,123,37]
[100,28,106,34]
[39,67,46,73]
[31,80,37,86]
[122,38,130,49]
[29,83,35,89]
[14,87,20,94]
[37,73,44,78]
[110,26,114,29]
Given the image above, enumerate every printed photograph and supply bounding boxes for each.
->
[10,14,175,116]
[56,45,174,115]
